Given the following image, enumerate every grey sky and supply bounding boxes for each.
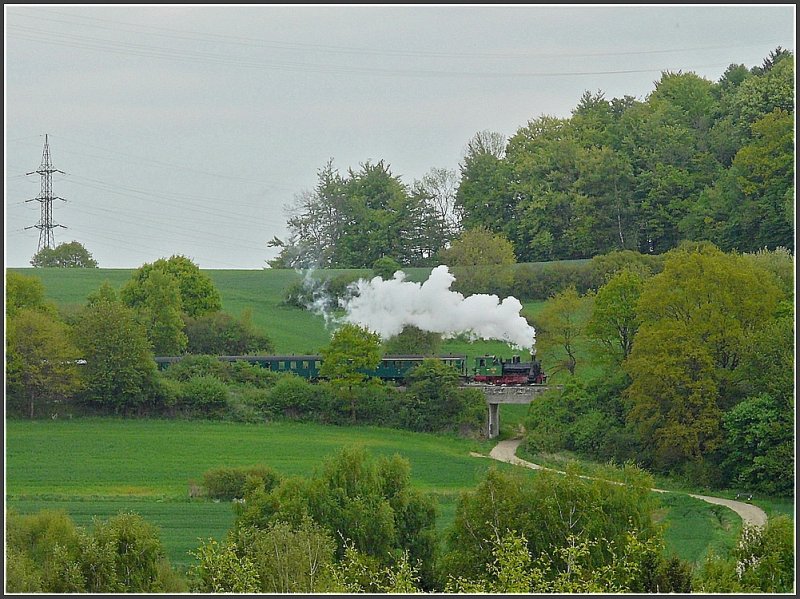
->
[4,4,795,269]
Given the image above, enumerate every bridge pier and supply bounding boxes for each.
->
[466,384,556,439]
[487,402,500,439]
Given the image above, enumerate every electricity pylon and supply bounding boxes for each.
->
[25,134,66,251]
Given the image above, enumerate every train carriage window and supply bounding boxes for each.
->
[302,361,309,369]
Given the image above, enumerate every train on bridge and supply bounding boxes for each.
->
[155,353,547,386]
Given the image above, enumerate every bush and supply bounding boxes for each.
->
[372,257,403,280]
[266,375,320,419]
[179,375,229,415]
[184,311,274,355]
[202,465,281,500]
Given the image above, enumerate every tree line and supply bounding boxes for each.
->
[527,242,794,497]
[5,256,485,435]
[269,49,793,268]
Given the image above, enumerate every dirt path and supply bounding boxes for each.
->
[487,438,767,528]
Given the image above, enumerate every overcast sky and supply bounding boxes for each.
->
[4,4,795,269]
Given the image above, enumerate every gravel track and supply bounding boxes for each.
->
[487,438,767,528]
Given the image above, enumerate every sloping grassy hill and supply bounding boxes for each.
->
[8,266,540,358]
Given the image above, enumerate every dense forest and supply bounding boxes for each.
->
[269,48,793,268]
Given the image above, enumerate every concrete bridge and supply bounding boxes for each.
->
[463,384,558,438]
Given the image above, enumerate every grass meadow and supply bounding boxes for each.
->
[6,418,517,567]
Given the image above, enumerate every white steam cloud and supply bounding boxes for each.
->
[340,265,536,351]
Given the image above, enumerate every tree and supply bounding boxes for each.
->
[235,446,438,589]
[411,167,462,257]
[189,538,260,593]
[728,109,795,251]
[73,290,158,414]
[402,358,484,432]
[5,510,184,593]
[456,131,513,239]
[695,516,794,593]
[382,325,442,356]
[30,241,98,268]
[535,286,592,376]
[230,519,337,593]
[6,308,82,418]
[587,268,646,363]
[121,255,222,318]
[319,324,382,422]
[623,244,784,478]
[438,227,517,295]
[722,393,794,496]
[272,159,432,268]
[442,466,659,585]
[372,256,402,280]
[5,271,54,318]
[183,309,274,355]
[138,269,188,356]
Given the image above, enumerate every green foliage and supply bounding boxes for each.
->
[30,240,98,268]
[231,519,337,593]
[382,324,442,356]
[695,516,795,593]
[5,271,55,318]
[5,308,82,418]
[189,537,260,593]
[183,309,274,355]
[442,466,659,584]
[234,445,439,589]
[179,375,229,415]
[72,292,157,414]
[89,512,168,592]
[5,510,182,593]
[272,159,437,268]
[319,323,382,422]
[439,226,516,295]
[524,376,631,461]
[372,256,403,279]
[201,465,280,500]
[722,394,794,496]
[121,254,222,318]
[137,269,188,355]
[264,374,324,419]
[587,268,645,363]
[623,244,785,479]
[328,539,423,593]
[401,358,484,433]
[445,525,691,593]
[535,285,592,376]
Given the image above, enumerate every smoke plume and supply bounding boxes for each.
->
[340,265,536,351]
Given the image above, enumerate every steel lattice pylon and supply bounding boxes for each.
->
[25,134,66,251]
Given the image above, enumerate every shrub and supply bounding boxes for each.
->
[179,375,229,415]
[202,465,281,500]
[266,375,320,419]
[372,257,403,280]
[184,311,274,355]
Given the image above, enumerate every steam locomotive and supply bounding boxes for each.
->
[154,353,547,386]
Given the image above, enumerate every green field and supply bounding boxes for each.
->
[5,418,519,566]
[6,418,754,569]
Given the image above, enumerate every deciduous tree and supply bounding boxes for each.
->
[121,255,221,318]
[30,241,98,268]
[6,308,82,418]
[319,324,382,422]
